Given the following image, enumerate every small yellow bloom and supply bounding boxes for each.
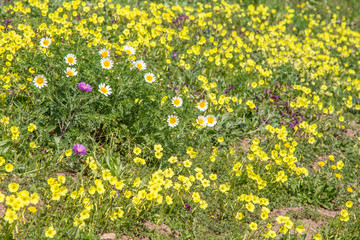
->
[5,163,14,172]
[318,161,325,167]
[249,222,258,231]
[65,150,72,157]
[28,206,37,213]
[30,142,37,148]
[346,201,353,208]
[8,182,19,193]
[296,225,305,234]
[45,226,57,238]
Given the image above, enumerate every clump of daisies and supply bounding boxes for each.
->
[197,100,208,111]
[123,45,136,55]
[101,58,113,70]
[144,73,156,83]
[172,97,183,108]
[65,54,76,66]
[98,83,112,96]
[134,60,146,71]
[40,37,52,48]
[33,75,47,88]
[206,115,217,127]
[65,67,78,77]
[99,48,110,58]
[168,115,179,127]
[196,116,207,127]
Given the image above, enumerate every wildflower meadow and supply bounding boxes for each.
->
[1,0,360,239]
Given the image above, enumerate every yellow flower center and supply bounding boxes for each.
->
[101,52,108,58]
[67,71,73,76]
[146,75,153,81]
[198,119,204,124]
[100,87,108,94]
[200,102,206,108]
[174,99,180,105]
[207,117,214,124]
[43,39,50,46]
[136,63,143,69]
[36,77,44,85]
[67,57,74,64]
[169,117,177,124]
[103,60,110,68]
[126,49,132,54]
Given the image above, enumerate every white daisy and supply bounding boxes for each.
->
[33,75,47,89]
[206,115,217,127]
[65,53,77,66]
[64,67,78,77]
[98,83,112,96]
[101,58,113,70]
[40,37,52,48]
[123,45,136,55]
[197,100,208,111]
[172,97,183,108]
[167,115,179,128]
[98,48,110,58]
[144,73,156,83]
[196,116,207,126]
[134,60,146,71]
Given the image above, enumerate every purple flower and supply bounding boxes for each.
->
[173,52,177,58]
[78,82,92,92]
[184,203,193,211]
[73,144,87,155]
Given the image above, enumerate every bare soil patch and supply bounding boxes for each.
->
[269,207,339,240]
[143,220,180,238]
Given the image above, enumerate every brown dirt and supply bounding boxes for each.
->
[118,236,150,240]
[239,138,251,153]
[0,203,5,218]
[143,220,180,238]
[317,207,340,218]
[269,207,339,240]
[100,233,117,240]
[56,172,77,181]
[344,121,360,139]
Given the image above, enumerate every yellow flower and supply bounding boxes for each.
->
[296,225,305,234]
[5,163,14,172]
[28,206,37,213]
[30,142,37,148]
[335,173,342,179]
[313,233,322,240]
[155,151,163,159]
[218,137,224,143]
[4,209,18,223]
[27,123,37,132]
[249,222,258,231]
[200,200,208,209]
[209,174,217,180]
[45,226,56,238]
[336,160,344,170]
[346,201,353,208]
[318,161,325,167]
[10,126,19,133]
[166,196,173,205]
[168,156,177,164]
[124,190,132,198]
[65,150,72,157]
[8,182,19,193]
[133,147,141,155]
[154,144,163,151]
[183,160,192,168]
